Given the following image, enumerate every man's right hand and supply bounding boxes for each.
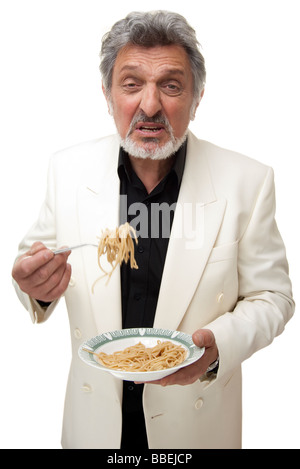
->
[12,241,72,304]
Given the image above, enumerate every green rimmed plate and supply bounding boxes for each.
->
[78,328,204,382]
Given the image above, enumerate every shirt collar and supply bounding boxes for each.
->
[117,138,187,188]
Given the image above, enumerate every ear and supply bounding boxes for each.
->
[102,82,107,98]
[191,88,205,121]
[102,83,113,115]
[191,102,199,121]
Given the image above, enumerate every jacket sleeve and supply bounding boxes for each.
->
[12,156,60,324]
[206,167,295,380]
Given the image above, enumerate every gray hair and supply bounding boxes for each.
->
[100,11,206,100]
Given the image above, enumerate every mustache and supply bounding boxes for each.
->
[126,111,173,137]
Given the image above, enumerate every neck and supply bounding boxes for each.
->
[129,155,175,194]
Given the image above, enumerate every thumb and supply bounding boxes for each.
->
[192,329,215,349]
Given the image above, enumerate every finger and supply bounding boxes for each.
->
[28,241,48,256]
[39,263,72,302]
[18,242,48,263]
[15,248,55,280]
[32,261,69,293]
[30,262,72,303]
[192,329,215,349]
[23,251,71,288]
[140,364,202,386]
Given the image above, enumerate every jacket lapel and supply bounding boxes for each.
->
[76,138,123,334]
[76,132,226,334]
[154,132,226,330]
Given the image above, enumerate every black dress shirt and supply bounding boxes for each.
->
[118,142,186,330]
[117,141,186,449]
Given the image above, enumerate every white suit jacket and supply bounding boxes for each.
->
[13,131,294,449]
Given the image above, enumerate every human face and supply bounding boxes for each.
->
[105,44,197,159]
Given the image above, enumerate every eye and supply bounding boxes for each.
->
[121,79,142,93]
[167,84,178,90]
[161,81,182,96]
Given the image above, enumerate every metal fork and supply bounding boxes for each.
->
[53,243,98,255]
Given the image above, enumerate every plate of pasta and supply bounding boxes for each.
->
[78,328,205,381]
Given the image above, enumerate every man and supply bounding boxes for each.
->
[12,11,294,449]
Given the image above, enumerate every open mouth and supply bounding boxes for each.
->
[135,122,165,135]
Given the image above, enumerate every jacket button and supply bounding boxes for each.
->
[217,292,224,303]
[74,328,82,339]
[195,398,204,410]
[81,384,92,393]
[69,277,76,287]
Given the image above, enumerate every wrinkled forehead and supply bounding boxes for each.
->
[113,44,193,80]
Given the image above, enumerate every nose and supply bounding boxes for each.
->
[139,84,162,117]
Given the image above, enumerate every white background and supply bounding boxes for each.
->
[0,0,299,449]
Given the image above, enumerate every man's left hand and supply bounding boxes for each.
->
[138,329,219,387]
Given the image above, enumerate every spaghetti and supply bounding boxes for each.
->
[92,222,138,290]
[95,340,187,372]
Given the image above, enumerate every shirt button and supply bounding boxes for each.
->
[134,293,141,301]
[137,246,144,253]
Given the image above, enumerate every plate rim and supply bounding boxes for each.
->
[78,327,204,377]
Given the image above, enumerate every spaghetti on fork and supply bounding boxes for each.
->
[92,222,138,290]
